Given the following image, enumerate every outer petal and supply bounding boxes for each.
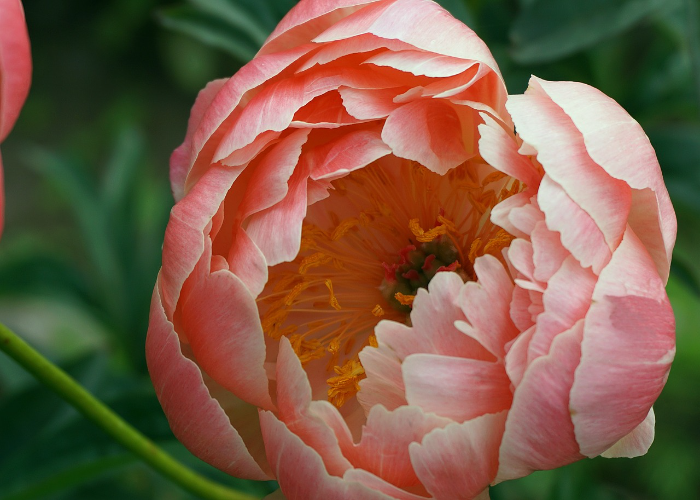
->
[381,99,471,175]
[260,411,392,500]
[496,321,585,482]
[570,227,675,457]
[0,0,32,142]
[180,246,274,410]
[410,411,507,500]
[531,77,676,282]
[601,407,655,459]
[146,280,269,480]
[403,354,512,422]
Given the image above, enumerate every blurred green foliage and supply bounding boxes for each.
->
[0,0,698,498]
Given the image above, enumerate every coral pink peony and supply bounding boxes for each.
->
[0,0,31,237]
[147,0,676,498]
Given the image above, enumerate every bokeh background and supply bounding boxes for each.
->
[1,0,699,498]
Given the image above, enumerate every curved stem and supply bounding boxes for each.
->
[0,322,260,500]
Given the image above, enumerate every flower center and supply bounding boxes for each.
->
[258,158,519,408]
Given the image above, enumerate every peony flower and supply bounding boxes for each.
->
[0,0,32,237]
[147,0,676,498]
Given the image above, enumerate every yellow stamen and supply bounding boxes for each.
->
[284,280,310,306]
[371,304,384,317]
[409,218,449,242]
[298,252,333,274]
[327,358,366,408]
[394,292,415,306]
[325,279,342,310]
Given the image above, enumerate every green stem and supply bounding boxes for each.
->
[0,322,259,500]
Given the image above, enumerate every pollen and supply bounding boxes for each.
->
[258,159,521,408]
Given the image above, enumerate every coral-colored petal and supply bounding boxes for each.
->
[161,165,244,317]
[478,114,541,189]
[261,0,384,56]
[180,252,274,409]
[275,337,354,476]
[0,0,32,142]
[346,405,451,488]
[403,354,512,422]
[260,410,391,500]
[570,228,675,457]
[310,126,392,181]
[455,255,519,359]
[503,324,535,389]
[170,79,227,200]
[146,280,269,480]
[496,322,585,482]
[527,256,596,363]
[410,411,507,500]
[382,99,471,175]
[339,86,407,120]
[507,86,632,252]
[532,77,676,282]
[538,175,611,274]
[364,50,477,77]
[228,227,268,297]
[381,272,493,361]
[297,34,411,73]
[530,221,568,283]
[342,469,429,500]
[601,407,655,458]
[358,338,407,413]
[314,0,502,78]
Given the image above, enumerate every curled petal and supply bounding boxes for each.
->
[146,280,269,480]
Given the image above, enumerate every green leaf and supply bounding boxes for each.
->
[435,0,477,28]
[511,0,675,64]
[189,0,270,45]
[157,5,259,62]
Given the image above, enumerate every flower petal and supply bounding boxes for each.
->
[0,0,32,142]
[260,410,391,500]
[381,99,472,175]
[146,280,269,480]
[496,321,585,482]
[601,407,655,459]
[570,227,675,457]
[410,411,507,500]
[403,354,512,422]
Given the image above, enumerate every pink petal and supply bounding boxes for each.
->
[339,86,408,120]
[237,128,311,220]
[507,86,632,252]
[314,0,502,79]
[161,164,244,317]
[357,338,407,413]
[509,285,535,332]
[527,256,596,363]
[0,0,32,142]
[410,411,507,500]
[538,175,611,274]
[455,255,519,359]
[505,196,544,237]
[570,228,675,457]
[364,50,477,77]
[503,324,535,389]
[342,469,428,500]
[214,67,398,161]
[261,0,384,56]
[292,90,365,128]
[260,410,391,500]
[275,337,354,476]
[496,321,585,482]
[403,354,512,422]
[170,79,227,200]
[380,272,493,361]
[382,99,471,175]
[346,405,451,488]
[490,192,532,239]
[146,280,269,480]
[530,221,569,282]
[180,247,274,409]
[478,114,541,189]
[309,126,392,181]
[601,407,655,458]
[532,77,676,282]
[227,227,268,297]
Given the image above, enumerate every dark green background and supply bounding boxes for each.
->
[0,0,698,498]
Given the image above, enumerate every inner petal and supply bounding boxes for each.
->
[257,156,519,408]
